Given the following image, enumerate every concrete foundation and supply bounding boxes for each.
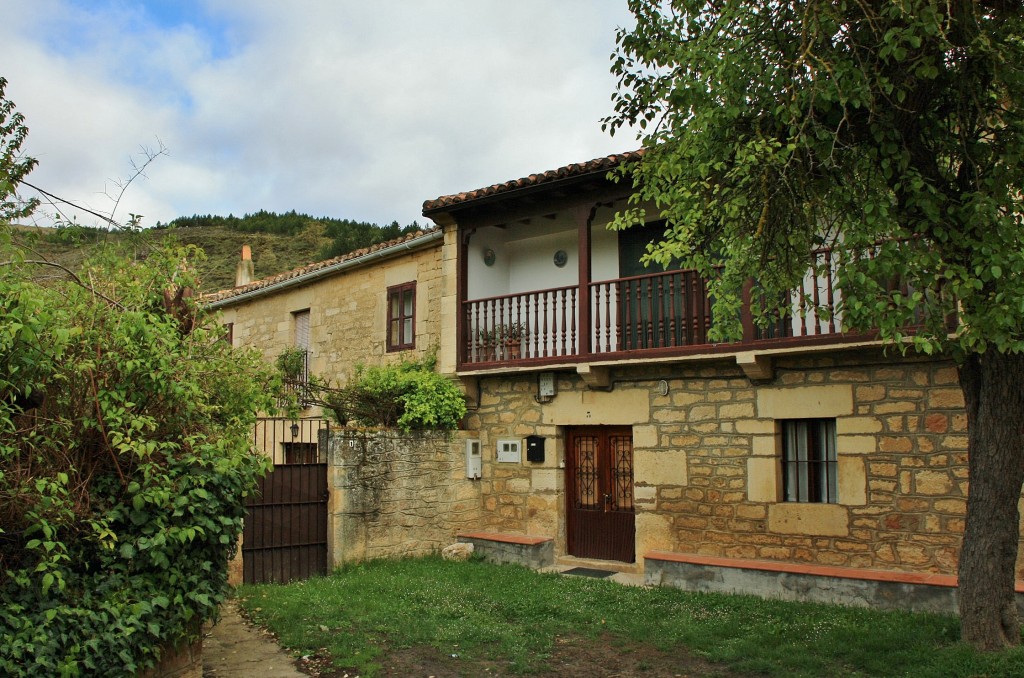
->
[457,532,555,569]
[645,553,1024,616]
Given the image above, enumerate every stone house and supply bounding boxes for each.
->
[210,150,1021,610]
[205,229,484,583]
[206,229,452,451]
[421,151,1023,611]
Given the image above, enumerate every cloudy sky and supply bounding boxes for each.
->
[1,1,639,230]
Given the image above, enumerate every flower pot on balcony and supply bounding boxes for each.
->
[476,328,499,362]
[498,322,528,361]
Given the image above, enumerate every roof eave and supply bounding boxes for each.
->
[421,149,644,219]
[205,229,444,310]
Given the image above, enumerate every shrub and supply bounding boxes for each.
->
[275,345,308,380]
[328,355,466,431]
[0,244,276,676]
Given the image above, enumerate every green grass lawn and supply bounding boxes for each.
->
[237,556,1024,677]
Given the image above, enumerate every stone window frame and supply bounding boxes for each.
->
[293,309,311,351]
[748,385,867,536]
[387,282,416,351]
[291,309,312,382]
[780,418,838,504]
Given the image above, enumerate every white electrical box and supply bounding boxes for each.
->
[465,439,482,479]
[496,439,522,464]
[538,372,556,398]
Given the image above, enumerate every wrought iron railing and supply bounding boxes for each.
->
[276,349,312,407]
[253,417,331,465]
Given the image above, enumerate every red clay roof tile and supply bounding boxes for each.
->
[421,150,643,214]
[203,229,439,305]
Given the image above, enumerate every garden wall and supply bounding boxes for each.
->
[326,429,482,564]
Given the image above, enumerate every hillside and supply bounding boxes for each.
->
[12,211,421,292]
[16,225,329,293]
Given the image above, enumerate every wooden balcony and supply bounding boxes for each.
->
[460,253,862,370]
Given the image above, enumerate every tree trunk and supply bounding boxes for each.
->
[958,351,1024,649]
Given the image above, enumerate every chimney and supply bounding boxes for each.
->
[235,245,254,287]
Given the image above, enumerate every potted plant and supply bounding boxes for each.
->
[476,327,498,362]
[500,322,528,359]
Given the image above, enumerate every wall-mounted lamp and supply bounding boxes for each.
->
[535,372,557,403]
[290,421,300,439]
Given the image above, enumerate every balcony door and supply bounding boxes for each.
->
[566,426,635,562]
[616,223,711,350]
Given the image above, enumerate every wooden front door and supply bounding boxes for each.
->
[566,426,635,562]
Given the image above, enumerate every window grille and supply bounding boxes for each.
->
[782,419,838,503]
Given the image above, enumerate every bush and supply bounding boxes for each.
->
[328,355,466,431]
[0,244,276,676]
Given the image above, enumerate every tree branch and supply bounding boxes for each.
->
[0,259,125,309]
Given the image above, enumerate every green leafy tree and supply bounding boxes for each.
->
[606,0,1024,649]
[0,77,277,674]
[0,244,277,676]
[0,76,38,224]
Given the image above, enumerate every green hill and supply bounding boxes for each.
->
[12,211,423,293]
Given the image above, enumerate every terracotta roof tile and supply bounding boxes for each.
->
[422,150,643,214]
[203,228,439,305]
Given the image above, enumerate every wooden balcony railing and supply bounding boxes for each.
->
[460,251,849,368]
[464,285,580,364]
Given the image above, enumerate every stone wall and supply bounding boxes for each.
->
[139,629,202,678]
[218,241,445,407]
[463,348,1024,579]
[327,430,482,564]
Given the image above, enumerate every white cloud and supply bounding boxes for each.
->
[1,0,637,229]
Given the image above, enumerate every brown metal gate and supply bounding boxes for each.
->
[566,426,635,562]
[243,418,330,584]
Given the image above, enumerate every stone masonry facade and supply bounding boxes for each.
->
[462,348,1024,579]
[218,242,445,395]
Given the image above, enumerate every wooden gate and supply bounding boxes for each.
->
[566,426,635,562]
[243,418,330,584]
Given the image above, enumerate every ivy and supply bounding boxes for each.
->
[0,244,275,676]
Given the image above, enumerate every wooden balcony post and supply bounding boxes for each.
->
[573,205,596,358]
[457,226,473,367]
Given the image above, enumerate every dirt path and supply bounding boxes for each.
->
[203,599,307,677]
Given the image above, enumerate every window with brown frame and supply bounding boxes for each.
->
[387,282,416,351]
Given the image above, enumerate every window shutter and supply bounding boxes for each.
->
[294,310,310,350]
